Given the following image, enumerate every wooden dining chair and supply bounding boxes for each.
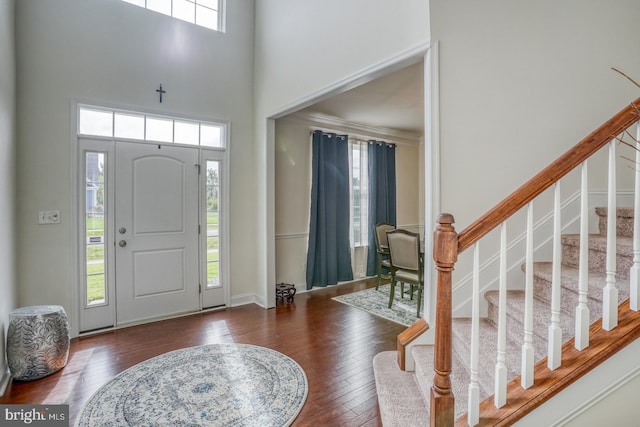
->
[386,228,423,317]
[374,223,395,290]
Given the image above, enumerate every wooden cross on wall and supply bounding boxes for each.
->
[156,84,166,103]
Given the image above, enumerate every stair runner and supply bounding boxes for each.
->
[373,207,634,426]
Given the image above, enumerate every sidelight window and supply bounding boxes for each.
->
[84,151,107,306]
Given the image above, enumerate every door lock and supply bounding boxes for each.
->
[119,227,127,234]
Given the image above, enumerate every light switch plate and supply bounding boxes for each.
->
[39,210,61,224]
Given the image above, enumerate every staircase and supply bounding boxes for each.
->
[373,206,635,425]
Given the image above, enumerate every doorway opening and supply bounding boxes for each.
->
[267,43,438,331]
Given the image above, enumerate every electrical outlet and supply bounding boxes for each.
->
[39,210,61,224]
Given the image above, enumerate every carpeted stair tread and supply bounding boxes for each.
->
[561,234,632,278]
[450,318,497,396]
[484,290,577,353]
[411,345,471,418]
[454,313,549,364]
[450,317,530,396]
[530,262,630,321]
[373,351,429,426]
[561,233,633,253]
[595,206,635,238]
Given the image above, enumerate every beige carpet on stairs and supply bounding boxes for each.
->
[373,206,635,425]
[373,351,429,427]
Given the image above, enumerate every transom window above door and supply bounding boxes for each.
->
[78,105,227,148]
[120,0,224,32]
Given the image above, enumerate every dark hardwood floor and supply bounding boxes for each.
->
[1,278,405,426]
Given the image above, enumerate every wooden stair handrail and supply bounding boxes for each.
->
[428,97,640,427]
[397,318,429,370]
[457,97,640,254]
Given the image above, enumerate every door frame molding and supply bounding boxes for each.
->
[261,42,437,312]
[70,101,231,336]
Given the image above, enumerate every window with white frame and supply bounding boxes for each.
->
[349,139,369,248]
[84,151,107,306]
[120,0,224,32]
[78,105,227,148]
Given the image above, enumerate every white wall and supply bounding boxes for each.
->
[15,0,255,335]
[254,1,430,113]
[274,116,312,287]
[254,0,430,304]
[430,0,640,232]
[274,114,422,287]
[0,0,17,393]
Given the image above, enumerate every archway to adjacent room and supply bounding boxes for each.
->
[264,42,439,330]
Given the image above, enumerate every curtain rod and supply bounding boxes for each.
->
[309,129,394,145]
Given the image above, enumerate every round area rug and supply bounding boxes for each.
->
[76,344,308,427]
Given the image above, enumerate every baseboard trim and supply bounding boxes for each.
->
[231,278,375,309]
[230,293,260,308]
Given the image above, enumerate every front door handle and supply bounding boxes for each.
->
[119,240,127,248]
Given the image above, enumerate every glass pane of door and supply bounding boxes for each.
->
[206,160,220,287]
[85,152,107,306]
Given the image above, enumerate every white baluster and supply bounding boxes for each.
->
[495,222,507,408]
[575,161,590,350]
[521,202,534,388]
[548,182,562,370]
[631,123,640,311]
[603,140,618,330]
[468,242,480,426]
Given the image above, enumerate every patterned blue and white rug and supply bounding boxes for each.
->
[76,344,308,427]
[332,284,422,326]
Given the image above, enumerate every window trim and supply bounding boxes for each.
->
[77,103,229,150]
[120,0,225,33]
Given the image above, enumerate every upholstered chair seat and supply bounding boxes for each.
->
[374,223,395,289]
[386,229,424,317]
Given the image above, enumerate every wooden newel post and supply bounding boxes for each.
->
[431,213,458,427]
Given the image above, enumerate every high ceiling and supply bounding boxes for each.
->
[295,61,425,136]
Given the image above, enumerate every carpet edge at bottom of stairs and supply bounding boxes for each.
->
[373,351,429,427]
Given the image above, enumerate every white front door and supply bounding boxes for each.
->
[114,142,200,325]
